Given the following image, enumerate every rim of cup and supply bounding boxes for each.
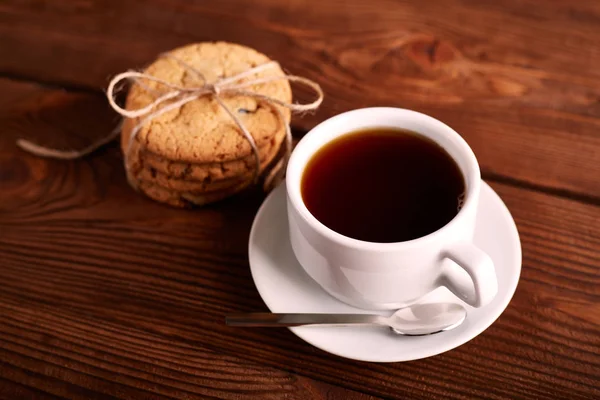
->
[286,107,481,251]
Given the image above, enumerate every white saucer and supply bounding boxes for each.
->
[248,182,521,362]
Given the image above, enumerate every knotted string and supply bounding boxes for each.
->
[113,55,323,191]
[17,53,323,193]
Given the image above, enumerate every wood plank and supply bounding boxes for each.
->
[0,378,63,400]
[1,0,600,198]
[0,79,599,399]
[0,299,377,400]
[0,79,377,400]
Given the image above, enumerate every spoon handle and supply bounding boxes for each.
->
[226,313,385,327]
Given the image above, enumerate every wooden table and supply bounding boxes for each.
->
[1,1,599,399]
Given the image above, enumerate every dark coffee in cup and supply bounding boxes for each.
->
[301,127,465,243]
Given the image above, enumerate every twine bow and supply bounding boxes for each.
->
[17,53,324,194]
[108,54,323,190]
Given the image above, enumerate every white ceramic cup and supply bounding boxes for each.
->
[286,108,498,310]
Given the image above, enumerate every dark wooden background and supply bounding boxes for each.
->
[1,0,599,399]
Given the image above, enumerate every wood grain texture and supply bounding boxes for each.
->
[0,84,379,397]
[1,79,599,399]
[1,0,600,199]
[0,298,379,400]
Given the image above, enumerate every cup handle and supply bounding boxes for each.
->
[441,243,498,307]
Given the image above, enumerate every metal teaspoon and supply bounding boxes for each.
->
[226,302,466,336]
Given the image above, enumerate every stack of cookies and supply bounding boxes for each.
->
[121,42,292,207]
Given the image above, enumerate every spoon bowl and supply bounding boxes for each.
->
[387,303,466,335]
